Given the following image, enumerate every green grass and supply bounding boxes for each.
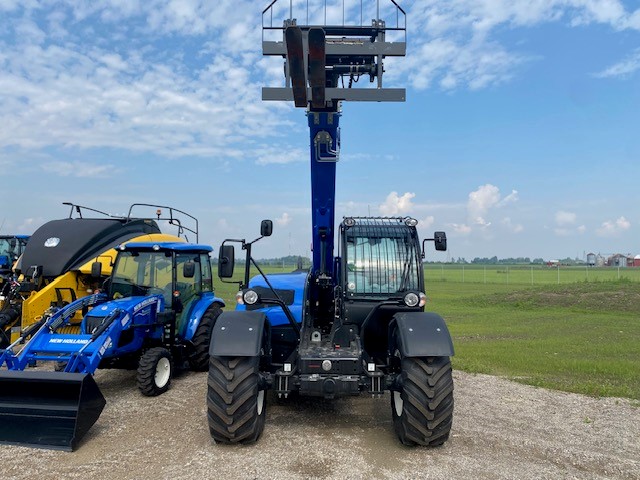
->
[424,264,640,285]
[212,265,640,400]
[427,281,640,399]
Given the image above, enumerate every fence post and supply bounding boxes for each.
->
[507,265,509,285]
[484,266,486,284]
[462,265,465,283]
[531,266,533,285]
[557,265,560,285]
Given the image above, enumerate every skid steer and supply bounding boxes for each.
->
[0,242,224,450]
[206,1,454,447]
[1,203,194,348]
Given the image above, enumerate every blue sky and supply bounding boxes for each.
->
[0,0,638,261]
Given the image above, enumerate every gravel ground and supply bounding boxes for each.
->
[2,369,639,480]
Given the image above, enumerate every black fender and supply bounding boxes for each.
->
[389,312,454,358]
[209,311,270,357]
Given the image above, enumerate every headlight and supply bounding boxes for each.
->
[404,217,418,227]
[343,217,356,227]
[243,289,259,305]
[404,292,419,307]
[419,292,426,307]
[235,291,244,305]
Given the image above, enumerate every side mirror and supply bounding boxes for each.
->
[91,261,102,279]
[260,220,273,237]
[183,262,196,278]
[434,231,447,251]
[218,245,235,278]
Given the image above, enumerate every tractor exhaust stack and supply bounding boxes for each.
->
[0,371,106,451]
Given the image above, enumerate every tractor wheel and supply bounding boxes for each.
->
[188,304,222,371]
[137,347,173,397]
[391,353,454,447]
[207,355,266,444]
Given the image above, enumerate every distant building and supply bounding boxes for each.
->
[608,254,628,268]
[634,255,640,267]
[586,252,596,266]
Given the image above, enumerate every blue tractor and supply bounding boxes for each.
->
[206,1,454,447]
[0,242,224,450]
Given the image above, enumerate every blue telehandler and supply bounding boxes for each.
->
[0,242,224,450]
[206,0,454,447]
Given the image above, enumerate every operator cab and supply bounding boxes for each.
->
[0,236,29,274]
[106,243,214,335]
[339,217,441,362]
[342,217,423,299]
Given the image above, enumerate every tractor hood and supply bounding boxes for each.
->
[87,295,164,319]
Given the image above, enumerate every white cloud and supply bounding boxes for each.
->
[502,217,524,233]
[466,184,518,229]
[595,48,640,78]
[379,192,415,216]
[555,210,577,226]
[255,146,305,166]
[392,1,640,91]
[275,212,292,227]
[41,160,115,178]
[420,216,435,229]
[449,223,472,235]
[597,216,631,236]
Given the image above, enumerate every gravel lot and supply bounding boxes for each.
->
[2,369,639,480]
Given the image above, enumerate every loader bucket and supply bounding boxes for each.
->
[0,370,106,451]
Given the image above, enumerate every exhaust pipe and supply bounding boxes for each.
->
[0,370,106,451]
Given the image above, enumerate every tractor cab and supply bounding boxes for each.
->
[341,217,423,299]
[107,242,213,336]
[337,217,446,362]
[0,235,29,277]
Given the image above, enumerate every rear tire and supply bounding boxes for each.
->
[207,355,266,444]
[137,347,173,396]
[391,354,454,447]
[188,304,222,371]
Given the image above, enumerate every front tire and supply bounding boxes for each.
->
[207,355,266,444]
[392,355,454,447]
[137,347,173,396]
[188,304,222,371]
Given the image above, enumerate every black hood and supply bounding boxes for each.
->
[18,218,160,278]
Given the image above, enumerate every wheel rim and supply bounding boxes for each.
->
[393,391,403,416]
[155,357,171,388]
[257,390,265,416]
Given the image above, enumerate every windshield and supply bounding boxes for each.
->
[111,251,173,302]
[0,239,20,258]
[344,230,421,296]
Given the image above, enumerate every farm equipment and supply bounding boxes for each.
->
[1,203,194,348]
[0,241,224,450]
[0,235,29,282]
[206,0,454,446]
[0,235,29,347]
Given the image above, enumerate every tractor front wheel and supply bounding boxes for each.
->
[207,355,266,444]
[188,304,222,371]
[137,347,173,396]
[391,354,454,447]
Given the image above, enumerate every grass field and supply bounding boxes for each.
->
[424,264,640,285]
[212,265,640,400]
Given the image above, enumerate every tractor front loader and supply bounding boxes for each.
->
[0,242,224,450]
[206,0,454,447]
